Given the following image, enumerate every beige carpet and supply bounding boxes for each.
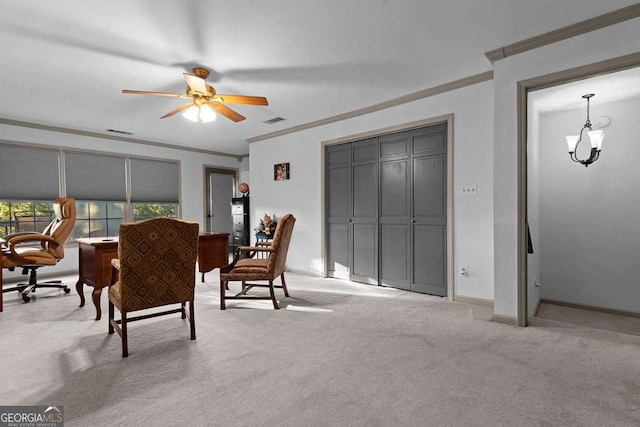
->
[2,273,640,426]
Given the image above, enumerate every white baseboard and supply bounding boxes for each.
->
[490,314,518,326]
[453,295,493,307]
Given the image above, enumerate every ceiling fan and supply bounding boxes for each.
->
[122,67,268,123]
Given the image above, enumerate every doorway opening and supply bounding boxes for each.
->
[517,53,640,327]
[204,167,238,252]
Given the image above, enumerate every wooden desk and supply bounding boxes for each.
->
[76,232,229,320]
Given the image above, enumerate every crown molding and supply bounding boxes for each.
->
[485,3,640,63]
[247,71,493,143]
[0,117,248,160]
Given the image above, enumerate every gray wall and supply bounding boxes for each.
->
[538,96,640,312]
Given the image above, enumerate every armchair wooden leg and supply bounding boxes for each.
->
[269,280,279,310]
[121,312,129,358]
[108,300,115,334]
[280,273,289,297]
[189,300,196,340]
[181,301,186,319]
[220,280,226,310]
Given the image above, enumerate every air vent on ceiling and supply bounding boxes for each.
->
[264,117,285,124]
[106,129,134,135]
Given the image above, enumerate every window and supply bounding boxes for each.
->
[72,201,126,239]
[133,203,178,221]
[0,143,181,241]
[0,201,54,238]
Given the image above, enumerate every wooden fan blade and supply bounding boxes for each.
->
[215,95,269,106]
[122,89,190,98]
[161,102,193,119]
[183,73,208,94]
[210,101,246,122]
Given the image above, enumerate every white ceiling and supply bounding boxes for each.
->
[530,67,640,114]
[0,0,637,156]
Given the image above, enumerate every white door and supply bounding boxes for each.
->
[207,171,234,234]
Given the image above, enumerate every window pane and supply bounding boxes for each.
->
[89,219,107,238]
[89,202,107,218]
[75,201,90,220]
[0,200,53,238]
[107,219,124,236]
[107,203,125,218]
[70,200,125,240]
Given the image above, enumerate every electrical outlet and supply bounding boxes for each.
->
[461,185,477,196]
[459,266,469,277]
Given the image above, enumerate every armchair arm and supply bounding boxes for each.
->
[110,259,120,286]
[238,245,275,253]
[220,245,276,273]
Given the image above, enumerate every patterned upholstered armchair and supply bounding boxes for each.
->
[219,213,296,310]
[108,217,199,357]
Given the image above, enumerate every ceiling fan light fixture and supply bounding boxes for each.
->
[182,105,200,122]
[199,104,217,123]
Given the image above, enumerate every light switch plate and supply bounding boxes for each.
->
[461,185,477,196]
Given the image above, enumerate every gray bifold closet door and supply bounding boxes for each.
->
[326,123,447,296]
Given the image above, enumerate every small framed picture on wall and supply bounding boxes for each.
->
[274,162,290,181]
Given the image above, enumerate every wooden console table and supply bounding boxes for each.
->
[76,232,229,320]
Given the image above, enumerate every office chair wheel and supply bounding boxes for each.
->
[22,295,31,303]
[64,287,71,294]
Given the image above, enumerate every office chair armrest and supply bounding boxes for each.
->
[5,234,58,261]
[3,231,44,242]
[6,233,57,247]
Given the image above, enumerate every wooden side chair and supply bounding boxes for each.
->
[108,217,199,357]
[219,213,296,310]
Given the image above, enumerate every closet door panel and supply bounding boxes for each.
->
[328,223,350,279]
[412,225,446,295]
[350,139,378,284]
[380,224,410,290]
[413,155,446,221]
[326,145,351,279]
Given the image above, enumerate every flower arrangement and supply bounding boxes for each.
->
[255,214,278,238]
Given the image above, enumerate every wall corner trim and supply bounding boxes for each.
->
[484,3,640,63]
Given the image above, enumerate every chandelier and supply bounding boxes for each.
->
[565,94,605,167]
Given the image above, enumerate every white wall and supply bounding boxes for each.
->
[250,81,495,301]
[493,18,640,318]
[1,123,246,280]
[537,97,640,312]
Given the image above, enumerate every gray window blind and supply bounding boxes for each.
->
[65,152,126,201]
[0,144,60,200]
[130,158,179,203]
